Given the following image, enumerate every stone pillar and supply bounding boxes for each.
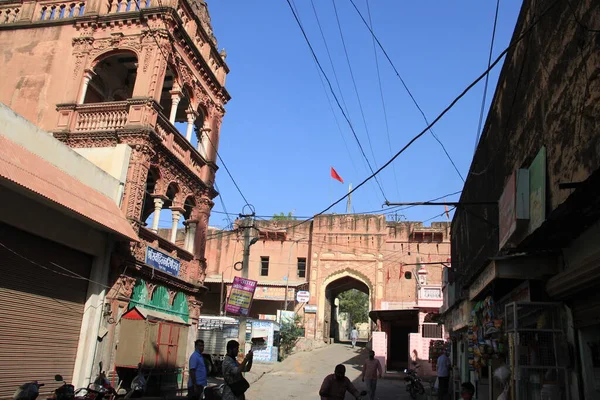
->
[198,127,210,158]
[78,69,95,104]
[150,197,164,232]
[170,209,182,243]
[122,145,155,226]
[168,90,182,124]
[185,110,198,142]
[193,195,214,262]
[184,220,198,253]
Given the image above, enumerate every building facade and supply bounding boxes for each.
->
[443,0,599,399]
[0,0,229,392]
[204,215,451,375]
[0,104,137,398]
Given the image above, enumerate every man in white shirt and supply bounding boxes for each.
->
[436,351,451,400]
[350,327,359,348]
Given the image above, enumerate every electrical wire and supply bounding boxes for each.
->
[331,0,383,189]
[365,0,401,199]
[303,0,560,221]
[348,0,465,183]
[474,0,501,153]
[285,0,388,202]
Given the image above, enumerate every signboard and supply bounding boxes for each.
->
[253,286,295,301]
[528,146,546,233]
[304,305,317,313]
[469,262,497,300]
[225,277,257,316]
[499,169,529,249]
[498,172,517,249]
[296,291,310,303]
[145,246,181,277]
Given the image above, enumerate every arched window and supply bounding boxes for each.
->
[172,292,189,322]
[149,285,170,311]
[129,279,148,309]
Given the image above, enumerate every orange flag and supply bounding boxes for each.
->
[444,204,450,220]
[330,167,344,183]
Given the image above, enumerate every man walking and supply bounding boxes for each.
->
[188,339,208,400]
[436,350,451,400]
[361,351,383,400]
[350,326,359,348]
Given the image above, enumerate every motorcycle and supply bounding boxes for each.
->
[13,382,45,400]
[403,364,425,399]
[123,364,146,399]
[51,375,75,400]
[75,363,118,400]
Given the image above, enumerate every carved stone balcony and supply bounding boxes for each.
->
[55,98,209,180]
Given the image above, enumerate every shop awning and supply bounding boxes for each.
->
[0,136,138,242]
[122,306,189,325]
[369,309,420,329]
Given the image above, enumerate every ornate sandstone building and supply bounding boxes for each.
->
[0,0,228,391]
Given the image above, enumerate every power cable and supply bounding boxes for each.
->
[474,0,501,153]
[365,0,401,199]
[213,181,233,229]
[285,0,388,202]
[309,0,381,208]
[281,0,559,232]
[348,0,465,183]
[331,0,383,187]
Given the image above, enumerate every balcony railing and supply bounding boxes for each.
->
[0,3,20,24]
[417,285,443,308]
[55,99,208,179]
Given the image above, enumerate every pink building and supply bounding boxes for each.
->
[204,215,450,374]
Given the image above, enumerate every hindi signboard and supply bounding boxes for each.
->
[225,277,257,316]
[145,246,181,277]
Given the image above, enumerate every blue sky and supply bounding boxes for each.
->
[200,0,523,228]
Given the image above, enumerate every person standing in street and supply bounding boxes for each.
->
[436,350,451,400]
[222,340,253,400]
[361,350,383,400]
[350,326,359,348]
[188,339,208,400]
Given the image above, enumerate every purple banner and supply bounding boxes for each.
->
[225,277,258,316]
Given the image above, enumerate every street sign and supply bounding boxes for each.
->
[296,290,310,303]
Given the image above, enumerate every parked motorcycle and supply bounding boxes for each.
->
[13,382,45,400]
[50,375,75,400]
[403,365,425,399]
[75,363,118,400]
[123,364,146,399]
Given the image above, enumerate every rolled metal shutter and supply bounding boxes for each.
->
[0,224,92,399]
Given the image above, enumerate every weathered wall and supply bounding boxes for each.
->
[0,103,123,203]
[452,0,600,283]
[0,24,79,128]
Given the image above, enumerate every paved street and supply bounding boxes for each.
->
[246,344,417,400]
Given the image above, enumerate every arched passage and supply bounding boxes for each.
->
[320,270,373,344]
[84,50,138,103]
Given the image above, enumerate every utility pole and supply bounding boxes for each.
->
[237,212,255,357]
[346,183,352,213]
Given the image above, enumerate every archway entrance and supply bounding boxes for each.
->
[324,275,371,344]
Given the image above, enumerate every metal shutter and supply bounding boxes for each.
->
[0,224,92,399]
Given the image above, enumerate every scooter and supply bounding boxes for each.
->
[13,382,45,400]
[403,364,425,399]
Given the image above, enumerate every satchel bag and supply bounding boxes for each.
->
[227,376,250,396]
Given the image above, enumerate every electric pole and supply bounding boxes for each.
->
[237,211,254,357]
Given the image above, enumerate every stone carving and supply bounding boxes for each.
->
[187,0,216,46]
